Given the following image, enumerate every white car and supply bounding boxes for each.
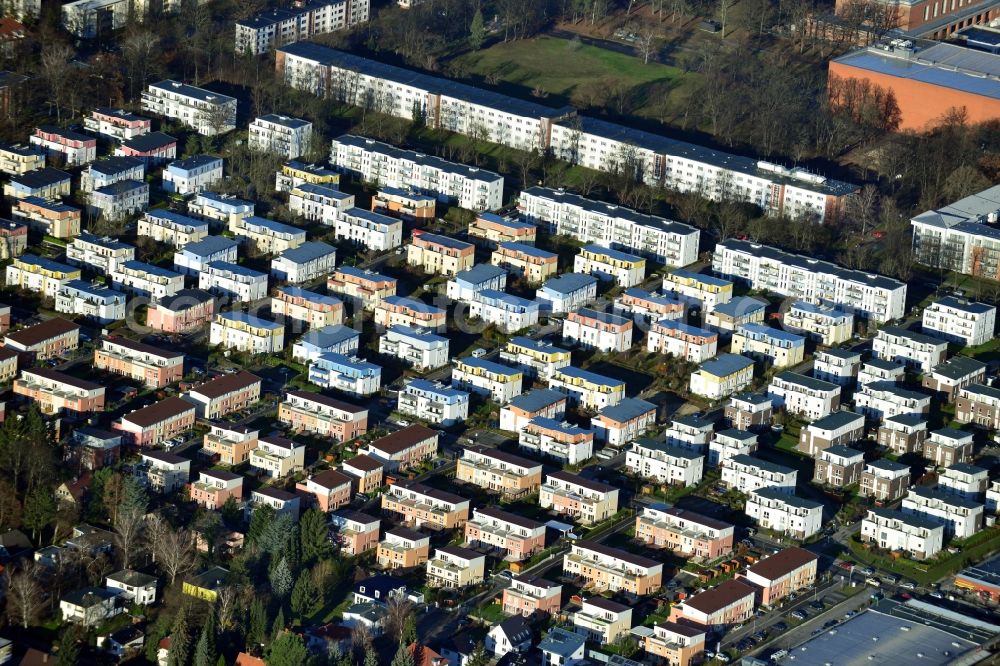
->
[899,581,916,590]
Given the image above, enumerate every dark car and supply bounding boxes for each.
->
[811,601,825,610]
[773,622,788,632]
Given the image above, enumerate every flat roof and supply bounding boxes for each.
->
[334,134,503,183]
[149,80,236,104]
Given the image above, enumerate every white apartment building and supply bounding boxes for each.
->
[519,187,699,266]
[66,233,135,275]
[209,311,285,354]
[248,114,314,158]
[447,264,508,303]
[548,366,625,411]
[938,463,988,500]
[613,287,685,323]
[519,417,594,465]
[292,324,359,362]
[858,358,907,390]
[141,80,237,136]
[30,126,96,166]
[84,108,151,142]
[910,185,1000,278]
[199,261,269,302]
[236,0,368,55]
[646,320,718,363]
[767,372,841,420]
[469,290,540,333]
[80,156,145,192]
[333,207,403,251]
[861,508,944,560]
[6,255,80,298]
[663,415,714,452]
[922,296,996,347]
[271,241,337,284]
[860,459,911,501]
[378,325,449,370]
[173,236,240,276]
[61,0,136,38]
[901,486,983,539]
[452,357,523,404]
[329,134,504,211]
[812,348,862,386]
[110,261,185,300]
[573,244,646,287]
[0,144,45,176]
[55,280,127,324]
[572,598,633,645]
[88,180,149,222]
[708,429,758,466]
[539,471,619,525]
[562,308,633,353]
[397,379,469,426]
[720,454,797,494]
[783,301,854,346]
[625,438,704,486]
[662,269,733,311]
[872,326,948,373]
[188,192,255,227]
[250,436,306,479]
[855,383,932,422]
[162,155,223,195]
[288,184,354,223]
[712,239,906,323]
[535,273,598,314]
[138,210,209,247]
[745,488,823,540]
[731,323,805,368]
[591,398,657,448]
[499,337,571,381]
[499,389,568,434]
[427,546,486,588]
[307,353,381,397]
[689,354,755,400]
[232,216,306,255]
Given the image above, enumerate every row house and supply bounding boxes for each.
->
[782,301,854,346]
[535,273,598,314]
[634,504,734,560]
[199,261,269,302]
[188,191,254,227]
[252,487,300,519]
[877,413,927,455]
[4,167,71,201]
[146,289,215,334]
[115,396,196,448]
[446,264,508,303]
[861,507,944,560]
[397,379,468,427]
[855,383,932,422]
[247,114,314,157]
[812,440,864,485]
[859,459,911,502]
[872,326,948,373]
[573,244,646,288]
[938,463,989,500]
[469,213,536,247]
[250,435,306,478]
[924,428,973,467]
[296,468,353,512]
[141,80,237,136]
[548,365,625,411]
[332,207,403,251]
[331,510,380,556]
[271,286,344,329]
[614,287,685,323]
[372,186,436,222]
[767,372,841,420]
[469,290,539,333]
[427,546,486,588]
[209,311,285,354]
[0,143,44,175]
[185,370,261,420]
[115,131,177,165]
[365,424,438,472]
[902,486,984,539]
[798,410,864,457]
[712,239,906,323]
[741,547,818,607]
[499,388,567,434]
[720,454,797,494]
[110,261,184,300]
[491,242,558,284]
[725,392,773,431]
[922,356,987,402]
[664,414,714,452]
[5,255,79,298]
[288,183,354,223]
[13,368,105,415]
[502,574,562,618]
[592,397,656,448]
[956,383,1000,429]
[0,347,16,384]
[137,451,191,493]
[139,210,209,247]
[381,480,469,530]
[813,348,862,386]
[327,266,397,310]
[643,622,706,666]
[67,233,135,275]
[625,438,704,487]
[307,352,381,397]
[731,323,805,368]
[743,488,823,540]
[202,423,258,465]
[689,353,754,400]
[456,445,542,499]
[646,320,718,363]
[342,454,383,494]
[271,241,337,284]
[562,540,663,596]
[453,357,523,404]
[94,336,183,389]
[87,180,149,222]
[668,579,756,631]
[519,187,699,267]
[292,324,359,363]
[465,506,545,561]
[231,215,306,255]
[663,269,733,311]
[278,390,368,441]
[519,417,594,465]
[377,527,429,569]
[30,126,96,166]
[378,325,449,371]
[55,280,126,324]
[572,597,632,645]
[703,296,767,335]
[539,471,618,525]
[173,236,239,276]
[3,317,79,360]
[0,219,27,258]
[708,428,758,466]
[500,336,571,381]
[84,108,150,142]
[163,155,223,195]
[922,296,996,348]
[988,483,1000,515]
[80,156,144,192]
[407,231,475,277]
[374,295,446,333]
[189,470,244,511]
[328,133,504,211]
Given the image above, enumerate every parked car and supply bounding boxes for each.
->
[899,581,916,590]
[773,622,788,632]
[859,567,875,576]
[791,610,807,620]
[811,601,825,610]
[865,577,881,587]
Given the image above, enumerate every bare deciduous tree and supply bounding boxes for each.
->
[7,564,42,628]
[152,523,196,585]
[385,597,415,642]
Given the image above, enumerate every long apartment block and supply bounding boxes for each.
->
[455,445,542,499]
[94,336,183,389]
[562,540,663,596]
[381,479,469,530]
